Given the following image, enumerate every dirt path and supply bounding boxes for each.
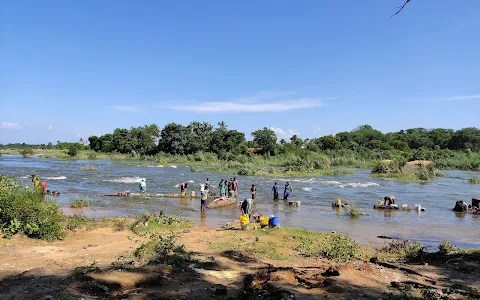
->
[0,227,478,300]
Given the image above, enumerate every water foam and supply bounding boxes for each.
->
[43,176,67,180]
[302,187,313,191]
[170,166,177,168]
[20,175,29,179]
[106,176,145,183]
[319,180,379,188]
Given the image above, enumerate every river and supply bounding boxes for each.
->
[1,154,479,248]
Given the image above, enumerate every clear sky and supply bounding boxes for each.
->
[1,0,479,144]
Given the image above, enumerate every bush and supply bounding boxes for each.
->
[343,204,364,217]
[438,240,459,254]
[468,176,480,184]
[20,148,34,157]
[67,146,78,157]
[133,233,192,269]
[70,198,91,208]
[0,175,65,240]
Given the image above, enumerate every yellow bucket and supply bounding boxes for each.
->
[240,214,250,225]
[260,216,269,227]
[336,199,342,206]
[181,191,186,197]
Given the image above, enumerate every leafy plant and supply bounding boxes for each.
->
[468,175,480,184]
[0,175,65,240]
[73,261,101,276]
[70,198,91,208]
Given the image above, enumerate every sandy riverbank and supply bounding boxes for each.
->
[0,219,479,300]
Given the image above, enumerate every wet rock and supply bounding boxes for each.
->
[214,284,227,295]
[321,267,340,277]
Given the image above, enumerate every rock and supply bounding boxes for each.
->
[214,284,227,295]
[183,230,191,233]
[43,296,53,300]
[321,267,340,277]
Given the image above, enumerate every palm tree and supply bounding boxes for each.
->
[217,121,227,130]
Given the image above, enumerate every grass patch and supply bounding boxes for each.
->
[133,233,193,269]
[131,211,193,236]
[468,175,480,184]
[343,203,365,217]
[80,164,99,171]
[371,160,441,182]
[70,198,91,208]
[113,218,130,231]
[73,261,101,276]
[209,227,363,262]
[375,239,426,263]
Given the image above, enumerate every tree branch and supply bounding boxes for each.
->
[391,0,411,18]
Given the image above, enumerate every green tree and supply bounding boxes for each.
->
[252,127,277,155]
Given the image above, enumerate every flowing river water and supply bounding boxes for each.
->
[1,154,479,248]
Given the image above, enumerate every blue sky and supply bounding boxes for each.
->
[1,0,479,144]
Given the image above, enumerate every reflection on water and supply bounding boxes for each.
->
[1,154,479,248]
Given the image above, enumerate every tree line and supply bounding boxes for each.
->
[85,123,479,156]
[2,123,479,157]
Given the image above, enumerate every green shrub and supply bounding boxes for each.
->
[343,204,364,217]
[67,146,78,157]
[20,148,34,157]
[289,228,363,261]
[70,198,91,208]
[73,261,101,276]
[468,175,480,184]
[0,175,65,240]
[133,233,193,269]
[378,239,426,263]
[438,240,459,254]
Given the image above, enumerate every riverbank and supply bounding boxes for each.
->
[1,216,479,300]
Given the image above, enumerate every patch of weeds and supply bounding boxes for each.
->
[377,239,426,263]
[468,175,480,184]
[70,198,91,208]
[62,214,100,231]
[113,218,129,231]
[80,164,99,171]
[73,261,101,276]
[131,211,192,235]
[133,233,193,269]
[343,203,364,217]
[438,240,459,255]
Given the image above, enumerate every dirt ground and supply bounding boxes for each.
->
[0,227,479,300]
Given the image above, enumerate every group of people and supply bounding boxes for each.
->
[29,175,60,196]
[271,182,293,200]
[218,177,239,198]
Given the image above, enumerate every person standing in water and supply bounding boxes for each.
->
[180,182,188,197]
[200,189,207,212]
[139,179,146,193]
[219,179,226,197]
[233,177,238,198]
[283,182,292,200]
[204,178,210,194]
[272,182,279,200]
[251,184,257,200]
